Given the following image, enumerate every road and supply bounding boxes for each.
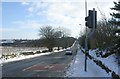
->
[2,50,77,77]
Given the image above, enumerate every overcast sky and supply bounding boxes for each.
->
[1,0,118,39]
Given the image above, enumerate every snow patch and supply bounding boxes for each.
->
[1,49,63,64]
[89,49,119,75]
[1,52,53,64]
[65,50,110,77]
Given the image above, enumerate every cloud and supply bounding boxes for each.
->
[20,0,115,37]
[2,20,42,39]
[46,2,81,24]
[28,7,34,13]
[22,1,114,23]
[22,2,84,27]
[21,2,29,5]
[22,2,50,16]
[0,28,19,32]
[13,20,42,29]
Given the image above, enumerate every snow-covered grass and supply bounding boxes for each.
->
[65,49,110,77]
[1,46,48,54]
[89,49,119,75]
[1,49,65,64]
[1,52,52,64]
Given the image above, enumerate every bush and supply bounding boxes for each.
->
[10,54,17,58]
[112,72,120,79]
[41,50,49,53]
[35,51,41,54]
[1,54,17,59]
[102,52,114,58]
[21,51,34,55]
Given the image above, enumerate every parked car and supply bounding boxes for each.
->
[65,50,72,55]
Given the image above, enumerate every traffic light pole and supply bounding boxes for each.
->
[84,5,97,72]
[84,0,88,72]
[93,8,95,29]
[84,8,97,72]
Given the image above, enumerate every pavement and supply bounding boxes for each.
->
[2,49,77,77]
[65,49,110,77]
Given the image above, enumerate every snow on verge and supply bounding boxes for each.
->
[1,49,65,65]
[1,52,52,64]
[89,49,119,75]
[65,49,110,77]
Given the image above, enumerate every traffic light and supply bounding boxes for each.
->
[85,16,89,26]
[85,10,97,28]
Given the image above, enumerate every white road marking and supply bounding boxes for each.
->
[44,65,54,69]
[23,64,38,71]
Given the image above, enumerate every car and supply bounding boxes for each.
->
[65,50,72,55]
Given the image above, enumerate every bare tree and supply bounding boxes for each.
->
[56,27,70,37]
[39,26,62,51]
[94,19,116,48]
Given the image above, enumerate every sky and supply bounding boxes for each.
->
[1,0,117,39]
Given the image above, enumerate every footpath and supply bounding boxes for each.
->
[65,49,110,77]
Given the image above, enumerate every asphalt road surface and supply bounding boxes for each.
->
[2,50,77,77]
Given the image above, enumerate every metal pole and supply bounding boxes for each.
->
[85,0,88,72]
[93,8,95,30]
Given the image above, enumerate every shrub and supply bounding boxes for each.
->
[1,54,17,59]
[35,51,41,54]
[21,52,34,55]
[112,72,120,79]
[41,50,49,53]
